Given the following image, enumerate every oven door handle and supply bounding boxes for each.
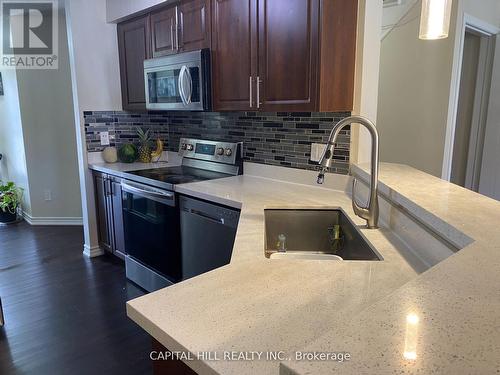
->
[121,182,174,202]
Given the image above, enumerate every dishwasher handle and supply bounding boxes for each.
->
[188,208,225,225]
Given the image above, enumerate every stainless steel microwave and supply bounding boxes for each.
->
[144,49,211,111]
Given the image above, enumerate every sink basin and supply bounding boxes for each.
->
[264,209,382,261]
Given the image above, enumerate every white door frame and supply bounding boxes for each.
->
[441,13,500,181]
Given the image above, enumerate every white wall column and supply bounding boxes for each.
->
[351,0,383,165]
[65,0,122,257]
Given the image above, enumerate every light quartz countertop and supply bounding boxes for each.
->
[282,164,500,375]
[120,161,500,374]
[88,150,182,178]
[127,174,420,375]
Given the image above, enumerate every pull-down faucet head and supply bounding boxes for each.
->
[316,116,380,229]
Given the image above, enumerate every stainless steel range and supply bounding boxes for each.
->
[122,138,243,292]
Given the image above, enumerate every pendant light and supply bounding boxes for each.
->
[419,0,453,40]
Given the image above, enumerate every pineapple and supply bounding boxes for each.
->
[137,128,152,163]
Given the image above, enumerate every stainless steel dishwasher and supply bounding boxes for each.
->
[179,196,240,280]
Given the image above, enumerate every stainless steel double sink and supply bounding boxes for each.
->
[264,209,382,261]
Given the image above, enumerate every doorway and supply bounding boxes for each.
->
[450,28,496,191]
[450,28,495,191]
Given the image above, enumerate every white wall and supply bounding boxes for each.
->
[377,0,458,177]
[381,0,418,39]
[15,9,82,222]
[351,0,383,165]
[66,0,122,256]
[463,0,500,27]
[377,0,500,178]
[0,69,32,214]
[106,0,174,23]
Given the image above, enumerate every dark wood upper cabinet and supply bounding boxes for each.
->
[318,0,358,112]
[151,0,211,57]
[117,0,357,112]
[211,0,257,111]
[117,15,151,111]
[151,6,177,57]
[178,0,211,52]
[210,0,357,112]
[257,0,319,112]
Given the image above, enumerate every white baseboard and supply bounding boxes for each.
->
[83,244,105,258]
[22,212,83,226]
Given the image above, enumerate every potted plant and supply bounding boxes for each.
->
[0,181,23,223]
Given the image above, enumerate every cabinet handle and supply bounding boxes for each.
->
[170,23,174,51]
[175,23,179,51]
[249,77,253,108]
[257,76,261,109]
[105,178,112,197]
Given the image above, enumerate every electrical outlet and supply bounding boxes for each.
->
[100,131,110,146]
[310,143,327,162]
[44,190,52,201]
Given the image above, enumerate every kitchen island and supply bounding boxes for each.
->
[123,163,500,374]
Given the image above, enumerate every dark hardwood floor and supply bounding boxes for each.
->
[0,222,151,375]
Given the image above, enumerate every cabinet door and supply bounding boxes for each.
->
[117,15,151,111]
[111,181,126,259]
[151,6,178,57]
[94,174,112,251]
[211,0,257,111]
[257,0,319,111]
[178,0,211,52]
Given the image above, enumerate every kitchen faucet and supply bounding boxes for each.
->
[317,116,379,229]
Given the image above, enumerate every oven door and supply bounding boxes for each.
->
[144,50,210,111]
[121,181,181,283]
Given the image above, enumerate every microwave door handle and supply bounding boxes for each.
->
[184,67,193,105]
[178,66,188,105]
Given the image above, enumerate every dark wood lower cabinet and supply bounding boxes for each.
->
[93,172,126,259]
[152,339,198,375]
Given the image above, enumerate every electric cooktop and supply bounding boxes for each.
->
[124,138,244,191]
[128,166,232,186]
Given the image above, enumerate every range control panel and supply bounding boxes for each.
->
[178,138,242,165]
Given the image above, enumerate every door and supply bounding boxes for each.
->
[118,15,152,111]
[451,32,482,188]
[257,0,319,111]
[178,0,211,52]
[111,181,125,258]
[94,174,112,251]
[151,6,178,57]
[211,0,257,110]
[479,35,500,200]
[451,29,496,191]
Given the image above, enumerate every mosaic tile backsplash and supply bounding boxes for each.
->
[84,111,351,174]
